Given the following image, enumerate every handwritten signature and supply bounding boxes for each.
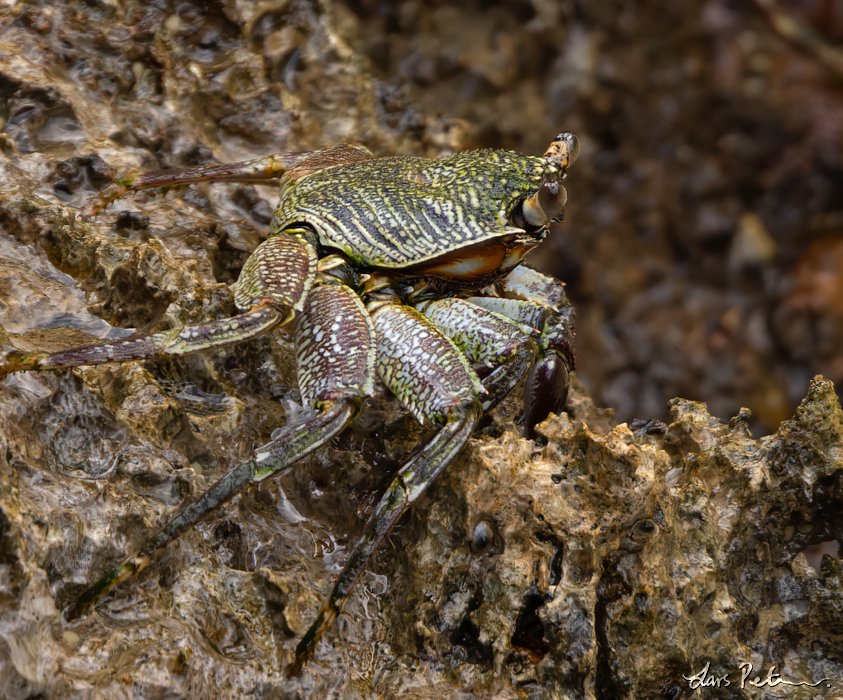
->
[683,661,834,690]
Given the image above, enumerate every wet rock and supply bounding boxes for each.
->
[6,334,840,697]
[1,0,842,698]
[384,378,843,697]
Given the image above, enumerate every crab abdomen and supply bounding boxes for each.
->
[272,150,555,275]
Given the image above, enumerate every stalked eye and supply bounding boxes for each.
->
[546,132,580,169]
[515,181,568,229]
[537,180,568,222]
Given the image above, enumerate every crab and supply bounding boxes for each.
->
[0,132,579,674]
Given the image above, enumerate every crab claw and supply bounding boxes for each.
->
[522,302,575,439]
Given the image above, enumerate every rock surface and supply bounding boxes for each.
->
[1,0,842,698]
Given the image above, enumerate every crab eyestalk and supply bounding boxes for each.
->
[517,132,578,229]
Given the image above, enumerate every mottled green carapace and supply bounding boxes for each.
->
[274,147,568,271]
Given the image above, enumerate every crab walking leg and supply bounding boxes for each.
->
[67,283,375,620]
[0,235,318,380]
[289,303,483,675]
[470,265,576,437]
[65,405,360,619]
[85,143,374,215]
[0,306,283,379]
[416,297,539,412]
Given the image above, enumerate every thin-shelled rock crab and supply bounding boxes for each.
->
[0,132,579,673]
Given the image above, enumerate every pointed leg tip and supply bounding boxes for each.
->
[285,657,306,679]
[286,638,315,678]
[63,595,93,623]
[285,606,338,677]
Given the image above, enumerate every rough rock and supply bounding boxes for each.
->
[1,1,842,698]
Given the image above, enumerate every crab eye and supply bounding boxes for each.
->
[518,181,568,228]
[545,133,580,170]
[554,133,580,163]
[538,180,568,220]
